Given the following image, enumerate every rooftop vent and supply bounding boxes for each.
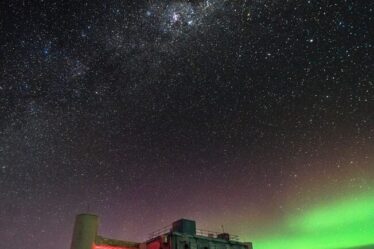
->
[217,233,230,241]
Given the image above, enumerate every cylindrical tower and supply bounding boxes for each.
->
[70,213,99,249]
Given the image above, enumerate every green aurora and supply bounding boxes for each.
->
[245,192,374,249]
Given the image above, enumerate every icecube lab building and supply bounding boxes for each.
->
[70,214,253,249]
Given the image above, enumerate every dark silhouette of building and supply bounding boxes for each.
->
[70,214,253,249]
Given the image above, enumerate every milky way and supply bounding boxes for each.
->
[0,1,373,249]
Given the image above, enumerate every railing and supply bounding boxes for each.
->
[148,226,240,241]
[148,224,172,239]
[196,228,220,237]
[196,229,240,241]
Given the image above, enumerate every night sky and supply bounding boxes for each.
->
[0,1,373,249]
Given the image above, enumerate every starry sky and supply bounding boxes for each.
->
[0,1,373,249]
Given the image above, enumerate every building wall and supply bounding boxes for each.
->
[171,233,250,249]
[146,232,251,249]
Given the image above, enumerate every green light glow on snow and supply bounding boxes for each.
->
[246,192,374,249]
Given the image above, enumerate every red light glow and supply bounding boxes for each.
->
[147,241,161,249]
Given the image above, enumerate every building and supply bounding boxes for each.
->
[70,214,253,249]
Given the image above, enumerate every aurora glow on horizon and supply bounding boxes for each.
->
[243,192,374,249]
